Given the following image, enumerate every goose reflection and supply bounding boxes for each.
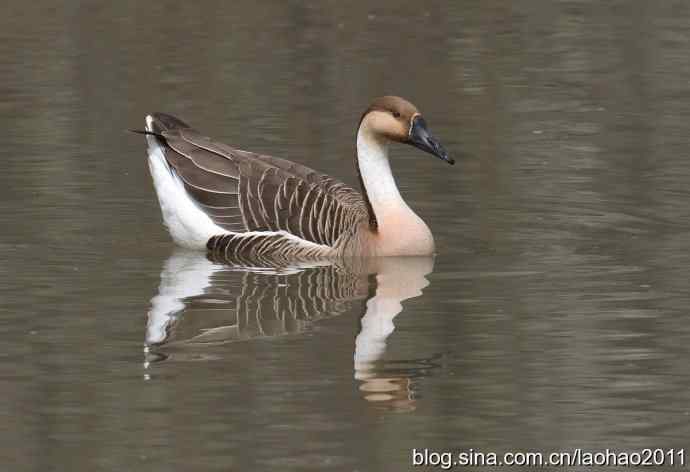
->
[145,250,438,410]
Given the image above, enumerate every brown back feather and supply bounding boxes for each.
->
[158,124,369,247]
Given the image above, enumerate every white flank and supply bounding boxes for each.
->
[145,115,228,249]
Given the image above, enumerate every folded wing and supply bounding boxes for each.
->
[152,115,368,250]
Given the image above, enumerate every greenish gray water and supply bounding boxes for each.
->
[2,1,690,470]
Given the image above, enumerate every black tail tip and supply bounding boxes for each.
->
[129,129,164,138]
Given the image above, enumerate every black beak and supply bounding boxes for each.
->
[408,116,454,165]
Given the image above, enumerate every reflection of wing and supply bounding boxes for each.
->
[146,250,369,347]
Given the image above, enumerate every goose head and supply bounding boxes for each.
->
[359,96,454,165]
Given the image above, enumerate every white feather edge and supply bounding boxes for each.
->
[144,115,332,253]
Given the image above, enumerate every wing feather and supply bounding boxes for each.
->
[156,125,369,249]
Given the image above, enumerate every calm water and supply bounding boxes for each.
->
[2,1,690,470]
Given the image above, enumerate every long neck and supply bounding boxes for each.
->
[356,126,410,231]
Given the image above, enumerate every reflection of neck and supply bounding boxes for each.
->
[356,126,411,227]
[354,257,433,369]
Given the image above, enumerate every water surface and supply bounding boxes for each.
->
[2,1,690,470]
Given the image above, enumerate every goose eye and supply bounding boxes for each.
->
[392,111,401,118]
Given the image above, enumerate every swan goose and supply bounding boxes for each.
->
[137,96,452,259]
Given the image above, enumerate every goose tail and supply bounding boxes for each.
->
[142,113,228,250]
[146,112,191,134]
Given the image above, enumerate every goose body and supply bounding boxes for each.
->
[140,96,452,260]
